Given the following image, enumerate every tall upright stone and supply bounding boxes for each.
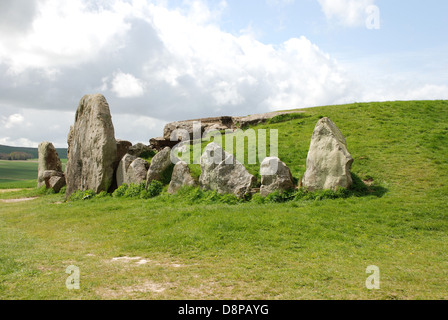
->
[65,94,117,196]
[37,141,64,189]
[302,117,354,191]
[199,143,256,198]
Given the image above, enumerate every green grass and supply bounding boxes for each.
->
[0,159,67,189]
[0,160,38,189]
[0,100,447,300]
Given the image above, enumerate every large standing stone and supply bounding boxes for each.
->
[302,117,354,191]
[65,94,117,196]
[146,147,174,186]
[168,161,197,194]
[116,154,149,186]
[260,157,295,197]
[37,142,64,188]
[199,143,256,198]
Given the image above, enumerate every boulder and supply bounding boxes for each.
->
[199,143,256,198]
[128,143,155,158]
[116,154,149,186]
[146,147,175,185]
[37,142,63,188]
[65,94,117,196]
[168,161,197,194]
[149,137,179,151]
[302,117,354,191]
[48,175,66,193]
[260,157,295,197]
[116,140,132,164]
[38,170,66,192]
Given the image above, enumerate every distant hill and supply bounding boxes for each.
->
[0,144,68,159]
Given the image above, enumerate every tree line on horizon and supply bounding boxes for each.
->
[0,151,34,161]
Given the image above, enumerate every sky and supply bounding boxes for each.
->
[0,0,447,148]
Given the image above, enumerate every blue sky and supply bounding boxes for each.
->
[0,0,447,147]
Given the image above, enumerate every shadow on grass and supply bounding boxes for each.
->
[256,172,389,204]
[350,173,388,198]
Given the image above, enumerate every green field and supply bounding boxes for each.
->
[0,100,447,300]
[0,159,67,189]
[0,160,38,189]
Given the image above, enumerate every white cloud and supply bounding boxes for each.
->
[111,72,145,98]
[0,0,446,148]
[0,137,40,148]
[317,0,376,27]
[0,0,131,73]
[3,113,25,129]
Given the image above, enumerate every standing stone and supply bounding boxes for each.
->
[65,94,117,196]
[168,161,197,194]
[37,142,64,188]
[260,157,295,197]
[146,147,174,186]
[199,143,256,198]
[302,117,354,191]
[116,154,149,186]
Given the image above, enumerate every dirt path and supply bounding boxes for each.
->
[0,197,38,203]
[0,189,24,193]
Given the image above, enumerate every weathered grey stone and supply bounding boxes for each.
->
[302,117,354,191]
[168,161,197,194]
[116,154,149,186]
[128,158,149,185]
[66,126,74,163]
[116,154,136,186]
[116,140,132,164]
[128,143,155,157]
[37,142,63,188]
[149,137,178,151]
[65,94,117,196]
[41,170,64,189]
[49,175,66,193]
[199,143,256,198]
[43,170,64,179]
[146,147,175,185]
[260,157,295,197]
